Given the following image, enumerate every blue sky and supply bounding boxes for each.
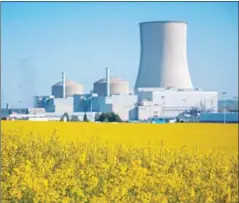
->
[1,2,238,108]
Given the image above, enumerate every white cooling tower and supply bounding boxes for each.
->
[135,21,193,89]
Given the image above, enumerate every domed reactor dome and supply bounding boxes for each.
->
[52,80,84,98]
[93,77,129,96]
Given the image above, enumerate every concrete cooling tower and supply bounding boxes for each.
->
[135,21,193,89]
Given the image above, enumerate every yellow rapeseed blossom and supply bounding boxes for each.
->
[1,121,238,203]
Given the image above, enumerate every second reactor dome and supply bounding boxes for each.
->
[52,80,84,98]
[93,77,129,96]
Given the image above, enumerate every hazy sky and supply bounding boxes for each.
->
[1,2,238,108]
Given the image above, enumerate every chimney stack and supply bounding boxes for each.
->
[62,72,66,98]
[106,67,110,97]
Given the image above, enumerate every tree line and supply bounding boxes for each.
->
[60,112,122,122]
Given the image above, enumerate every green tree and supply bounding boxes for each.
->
[60,112,70,122]
[96,112,122,122]
[103,117,109,122]
[94,113,100,121]
[108,112,114,122]
[98,113,106,122]
[114,114,122,122]
[83,113,89,122]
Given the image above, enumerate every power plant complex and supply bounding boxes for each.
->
[2,21,238,122]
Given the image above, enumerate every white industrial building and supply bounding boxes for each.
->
[135,88,217,120]
[34,95,74,114]
[93,95,137,121]
[34,73,78,114]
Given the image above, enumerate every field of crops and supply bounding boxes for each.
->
[1,121,238,203]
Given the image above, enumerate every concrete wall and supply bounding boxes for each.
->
[137,106,153,121]
[109,95,137,121]
[53,98,74,114]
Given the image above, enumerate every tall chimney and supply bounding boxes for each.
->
[62,72,66,98]
[106,67,110,97]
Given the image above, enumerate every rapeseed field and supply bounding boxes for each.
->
[1,121,238,203]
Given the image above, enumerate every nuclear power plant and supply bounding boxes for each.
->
[4,21,238,123]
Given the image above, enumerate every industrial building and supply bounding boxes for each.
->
[52,72,84,98]
[3,21,235,123]
[135,88,217,120]
[34,95,74,114]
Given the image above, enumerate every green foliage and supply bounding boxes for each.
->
[114,114,122,122]
[96,112,122,122]
[103,117,109,122]
[60,113,70,122]
[83,113,89,122]
[94,113,100,121]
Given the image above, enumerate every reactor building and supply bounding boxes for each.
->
[52,72,84,98]
[93,77,129,96]
[34,73,84,114]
